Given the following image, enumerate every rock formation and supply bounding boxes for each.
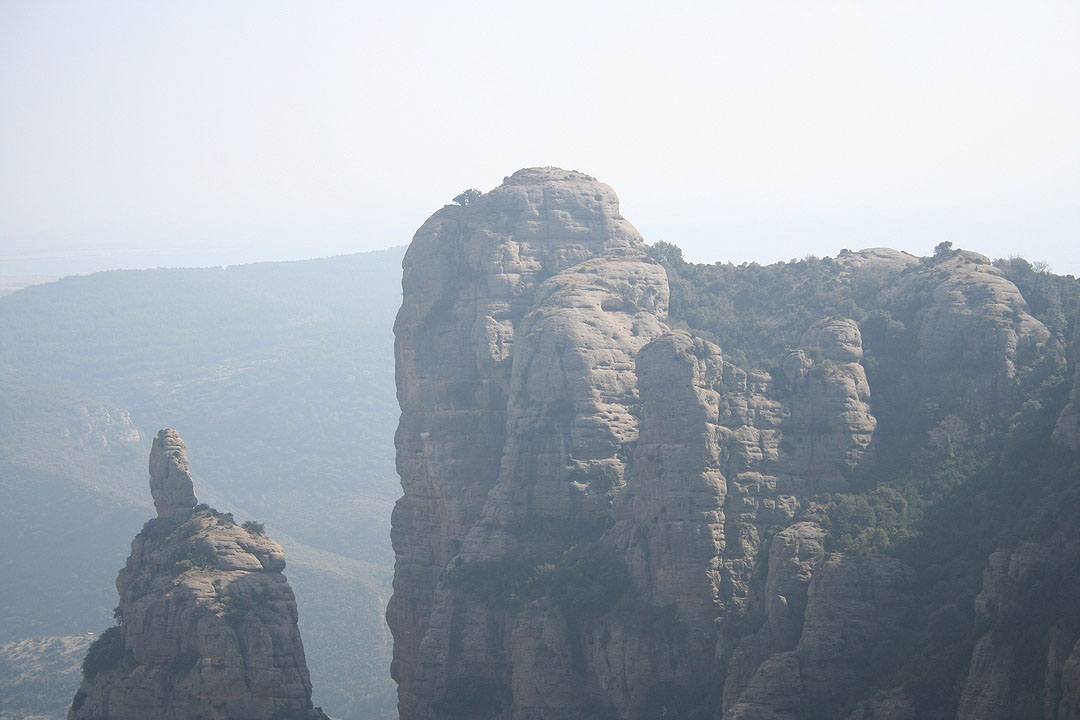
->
[388,167,1080,719]
[388,169,920,719]
[149,428,198,517]
[68,429,327,720]
[1054,308,1080,452]
[884,249,1052,415]
[954,543,1080,720]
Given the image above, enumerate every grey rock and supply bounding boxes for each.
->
[1060,639,1080,720]
[842,689,918,720]
[69,432,326,720]
[724,552,914,720]
[780,318,876,492]
[886,251,1052,415]
[148,429,197,518]
[1053,308,1080,451]
[389,167,667,719]
[388,169,1064,720]
[722,522,825,711]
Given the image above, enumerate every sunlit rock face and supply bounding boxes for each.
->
[389,168,931,720]
[68,430,327,720]
[149,428,197,517]
[388,167,669,718]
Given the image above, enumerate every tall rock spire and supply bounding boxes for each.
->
[69,430,328,720]
[388,168,913,719]
[148,428,197,517]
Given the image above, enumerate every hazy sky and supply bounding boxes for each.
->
[2,0,1078,277]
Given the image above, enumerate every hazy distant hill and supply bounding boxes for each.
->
[0,247,404,720]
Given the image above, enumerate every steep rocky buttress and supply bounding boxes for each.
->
[389,167,1080,720]
[68,429,328,720]
[388,168,952,719]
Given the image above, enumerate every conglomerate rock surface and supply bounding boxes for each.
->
[388,168,1078,719]
[391,169,907,719]
[68,430,327,720]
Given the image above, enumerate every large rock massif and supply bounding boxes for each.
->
[388,168,1080,719]
[68,429,328,720]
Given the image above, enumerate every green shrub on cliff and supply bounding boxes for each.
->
[81,627,133,680]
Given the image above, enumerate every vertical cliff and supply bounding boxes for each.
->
[388,169,933,719]
[68,429,328,720]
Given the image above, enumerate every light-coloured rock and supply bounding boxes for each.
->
[391,174,1075,720]
[69,432,326,720]
[722,522,825,711]
[886,251,1052,415]
[835,247,920,279]
[779,318,876,492]
[148,428,197,517]
[390,169,898,720]
[68,405,142,449]
[725,552,914,720]
[389,167,669,719]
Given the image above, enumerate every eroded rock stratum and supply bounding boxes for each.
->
[389,168,1079,719]
[68,429,328,720]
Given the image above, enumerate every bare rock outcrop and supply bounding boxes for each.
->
[885,250,1052,415]
[389,169,901,720]
[387,168,1068,719]
[780,318,876,492]
[722,522,825,711]
[388,169,655,708]
[390,168,671,719]
[68,430,327,720]
[724,553,914,720]
[149,428,197,517]
[957,543,1080,720]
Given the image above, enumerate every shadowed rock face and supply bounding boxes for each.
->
[149,428,197,517]
[1054,308,1080,452]
[68,431,327,720]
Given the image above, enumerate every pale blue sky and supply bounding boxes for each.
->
[2,0,1078,276]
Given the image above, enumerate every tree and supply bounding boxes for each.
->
[242,519,265,535]
[453,189,482,206]
[933,241,955,259]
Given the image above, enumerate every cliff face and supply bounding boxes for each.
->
[1054,308,1080,451]
[68,429,327,720]
[389,168,1078,719]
